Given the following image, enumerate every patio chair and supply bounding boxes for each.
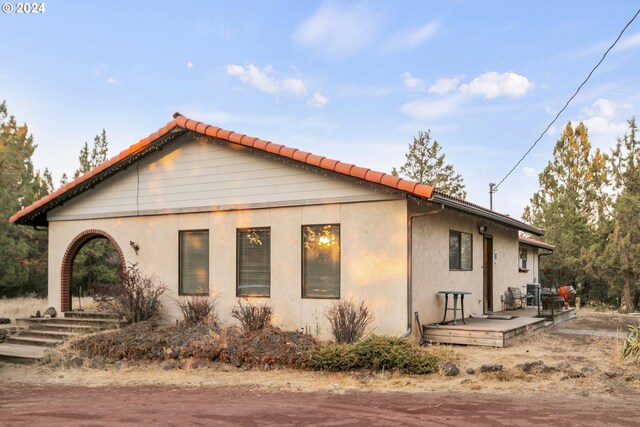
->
[507,287,527,309]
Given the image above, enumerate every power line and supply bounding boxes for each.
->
[493,7,640,191]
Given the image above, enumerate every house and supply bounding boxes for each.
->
[10,113,544,338]
[517,235,555,305]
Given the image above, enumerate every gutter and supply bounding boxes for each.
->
[401,202,445,338]
[431,193,544,236]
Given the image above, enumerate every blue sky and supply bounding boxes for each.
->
[2,1,640,218]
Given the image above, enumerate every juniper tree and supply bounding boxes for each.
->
[392,130,466,198]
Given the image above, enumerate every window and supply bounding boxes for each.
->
[179,230,209,295]
[302,224,340,298]
[519,248,528,271]
[237,228,271,297]
[449,230,472,271]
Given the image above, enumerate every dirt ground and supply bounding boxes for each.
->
[1,308,639,426]
[1,383,639,426]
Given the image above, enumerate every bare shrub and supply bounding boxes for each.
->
[231,298,273,332]
[176,294,218,326]
[325,299,374,344]
[94,263,165,323]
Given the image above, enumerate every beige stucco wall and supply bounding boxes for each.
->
[518,245,539,287]
[411,204,521,335]
[48,199,408,338]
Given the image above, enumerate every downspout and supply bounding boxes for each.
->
[401,202,445,338]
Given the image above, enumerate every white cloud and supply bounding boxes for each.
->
[459,72,533,99]
[616,32,640,51]
[106,77,118,85]
[225,64,307,96]
[399,95,462,120]
[385,21,439,51]
[293,2,381,57]
[429,77,461,95]
[307,91,329,109]
[547,125,557,136]
[583,98,617,118]
[401,72,424,90]
[187,61,194,69]
[582,116,627,135]
[522,167,537,177]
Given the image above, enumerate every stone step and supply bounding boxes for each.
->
[18,330,79,340]
[64,310,121,320]
[26,323,102,333]
[17,317,125,328]
[0,343,45,364]
[6,335,63,347]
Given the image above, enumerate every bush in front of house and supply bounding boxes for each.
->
[71,321,317,369]
[94,263,165,323]
[231,298,273,332]
[176,294,218,326]
[325,299,374,344]
[622,325,640,366]
[311,335,441,374]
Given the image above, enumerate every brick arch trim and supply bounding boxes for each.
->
[60,229,126,312]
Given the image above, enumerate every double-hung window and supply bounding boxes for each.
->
[179,230,209,295]
[237,228,271,297]
[449,230,472,271]
[302,224,340,298]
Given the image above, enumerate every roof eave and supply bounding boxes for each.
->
[431,193,544,236]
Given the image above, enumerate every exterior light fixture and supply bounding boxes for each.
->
[478,225,488,235]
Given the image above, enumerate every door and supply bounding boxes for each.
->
[483,235,493,313]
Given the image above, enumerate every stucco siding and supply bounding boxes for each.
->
[48,135,399,221]
[411,206,522,330]
[48,200,408,338]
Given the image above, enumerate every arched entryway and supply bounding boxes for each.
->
[60,229,126,312]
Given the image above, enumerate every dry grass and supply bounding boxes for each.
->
[0,296,97,323]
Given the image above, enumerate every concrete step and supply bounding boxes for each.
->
[18,330,79,340]
[0,343,45,364]
[26,323,102,333]
[6,335,63,347]
[17,317,125,328]
[64,310,121,320]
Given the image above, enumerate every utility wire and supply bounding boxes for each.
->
[494,7,640,190]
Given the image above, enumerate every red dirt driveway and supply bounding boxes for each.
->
[1,384,638,426]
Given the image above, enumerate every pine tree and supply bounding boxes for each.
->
[603,118,640,312]
[73,129,108,178]
[523,122,608,298]
[392,130,466,198]
[0,101,48,296]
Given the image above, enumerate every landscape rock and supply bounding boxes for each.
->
[517,360,544,373]
[43,307,57,318]
[441,362,460,377]
[66,356,85,368]
[162,360,179,370]
[0,329,7,342]
[466,368,475,375]
[0,318,10,324]
[561,371,586,381]
[479,364,503,373]
[459,378,472,384]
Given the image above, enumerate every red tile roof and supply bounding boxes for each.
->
[519,235,555,251]
[10,113,434,225]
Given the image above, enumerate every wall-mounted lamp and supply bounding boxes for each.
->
[478,225,488,235]
[130,240,140,255]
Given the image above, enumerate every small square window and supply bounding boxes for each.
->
[302,224,340,298]
[449,230,472,271]
[179,230,209,295]
[519,248,528,271]
[237,228,271,297]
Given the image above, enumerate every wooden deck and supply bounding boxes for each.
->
[423,310,555,347]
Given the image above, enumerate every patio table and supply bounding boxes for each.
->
[438,291,472,325]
